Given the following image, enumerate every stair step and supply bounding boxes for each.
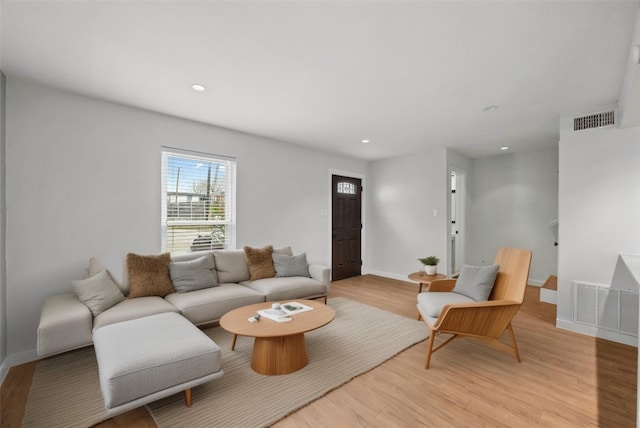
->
[541,275,557,290]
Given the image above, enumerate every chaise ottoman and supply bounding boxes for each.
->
[93,312,223,417]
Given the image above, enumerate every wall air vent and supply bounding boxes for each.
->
[573,111,615,131]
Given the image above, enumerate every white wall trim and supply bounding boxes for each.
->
[540,288,557,304]
[556,319,638,347]
[0,348,38,384]
[362,269,408,282]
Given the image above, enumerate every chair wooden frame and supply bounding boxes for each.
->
[417,246,532,369]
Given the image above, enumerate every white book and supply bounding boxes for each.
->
[280,302,314,315]
[257,302,314,321]
[257,308,290,321]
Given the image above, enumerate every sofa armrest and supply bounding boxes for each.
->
[308,264,330,286]
[38,293,93,357]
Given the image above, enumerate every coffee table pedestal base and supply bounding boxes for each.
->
[252,333,308,375]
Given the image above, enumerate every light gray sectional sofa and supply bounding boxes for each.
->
[37,247,330,358]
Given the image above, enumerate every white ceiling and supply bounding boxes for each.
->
[1,1,639,161]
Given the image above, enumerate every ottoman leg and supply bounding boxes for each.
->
[184,388,192,407]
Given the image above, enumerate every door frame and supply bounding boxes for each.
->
[328,169,366,280]
[448,167,466,277]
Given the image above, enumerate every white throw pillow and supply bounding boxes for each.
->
[71,269,125,316]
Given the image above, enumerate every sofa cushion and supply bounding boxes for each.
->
[38,293,93,357]
[273,246,293,256]
[417,291,475,318]
[213,250,250,283]
[170,251,218,283]
[241,276,327,302]
[127,253,174,298]
[272,253,310,278]
[169,255,217,293]
[452,263,500,301]
[93,296,179,332]
[71,269,126,316]
[165,283,265,325]
[244,245,276,280]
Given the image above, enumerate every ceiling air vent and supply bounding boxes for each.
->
[573,111,615,131]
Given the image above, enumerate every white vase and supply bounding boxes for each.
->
[424,265,437,275]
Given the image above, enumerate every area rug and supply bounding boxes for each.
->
[22,297,428,428]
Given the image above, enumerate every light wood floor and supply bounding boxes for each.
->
[2,275,637,427]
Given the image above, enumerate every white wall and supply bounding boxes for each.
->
[366,149,449,279]
[557,115,640,339]
[467,147,559,284]
[4,78,368,359]
[364,145,558,284]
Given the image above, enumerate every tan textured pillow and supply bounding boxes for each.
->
[243,245,276,281]
[127,252,174,298]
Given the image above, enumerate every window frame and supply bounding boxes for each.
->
[161,148,236,253]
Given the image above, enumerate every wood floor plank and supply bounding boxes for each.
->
[2,274,637,427]
[1,361,36,428]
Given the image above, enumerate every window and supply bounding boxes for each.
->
[161,149,236,253]
[337,181,356,194]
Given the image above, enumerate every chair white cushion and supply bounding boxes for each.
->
[417,291,475,318]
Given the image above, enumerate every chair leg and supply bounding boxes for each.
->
[231,334,238,351]
[417,312,422,321]
[425,329,436,369]
[507,323,521,362]
[184,388,192,407]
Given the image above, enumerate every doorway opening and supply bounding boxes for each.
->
[450,170,466,276]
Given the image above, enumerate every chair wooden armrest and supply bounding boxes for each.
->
[427,279,457,292]
[433,300,521,337]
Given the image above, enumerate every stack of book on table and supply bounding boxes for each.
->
[258,302,314,322]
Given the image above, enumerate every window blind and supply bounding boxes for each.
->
[161,149,236,253]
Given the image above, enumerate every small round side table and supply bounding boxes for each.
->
[408,272,447,294]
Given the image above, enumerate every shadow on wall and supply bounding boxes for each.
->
[597,254,640,427]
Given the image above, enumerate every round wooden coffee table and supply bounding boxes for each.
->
[219,299,335,375]
[408,271,447,294]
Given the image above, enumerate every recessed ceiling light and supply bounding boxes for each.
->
[191,84,206,92]
[483,105,498,112]
[500,146,509,151]
[361,139,370,144]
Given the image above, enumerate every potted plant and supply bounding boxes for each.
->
[418,256,440,275]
